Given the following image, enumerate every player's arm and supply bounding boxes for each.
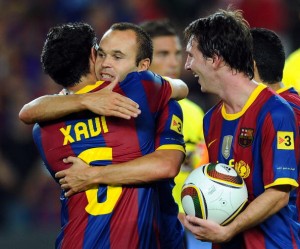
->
[57,149,184,197]
[183,185,290,243]
[56,100,185,197]
[164,77,189,100]
[19,80,141,124]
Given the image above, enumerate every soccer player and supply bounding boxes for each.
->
[251,27,300,227]
[251,27,300,130]
[24,22,186,248]
[182,9,300,249]
[139,19,209,249]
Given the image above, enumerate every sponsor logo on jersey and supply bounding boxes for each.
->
[170,115,183,134]
[207,139,217,148]
[277,131,294,150]
[222,135,233,159]
[238,128,254,147]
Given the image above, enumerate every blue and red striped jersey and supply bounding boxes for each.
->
[278,86,300,133]
[33,71,185,249]
[277,86,300,228]
[204,84,300,249]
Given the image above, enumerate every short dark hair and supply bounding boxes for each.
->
[110,22,153,66]
[139,19,177,39]
[251,27,285,84]
[41,22,96,88]
[184,9,254,79]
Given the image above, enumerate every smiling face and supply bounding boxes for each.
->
[185,38,212,92]
[149,35,182,78]
[94,29,140,82]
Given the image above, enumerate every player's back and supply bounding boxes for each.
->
[32,71,180,249]
[277,86,300,130]
[278,86,300,225]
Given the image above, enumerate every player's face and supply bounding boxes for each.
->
[150,35,182,78]
[94,29,140,82]
[185,38,213,93]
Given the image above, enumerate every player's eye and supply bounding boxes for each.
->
[98,51,106,58]
[113,54,123,60]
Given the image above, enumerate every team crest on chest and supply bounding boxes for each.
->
[238,128,254,147]
[222,135,233,159]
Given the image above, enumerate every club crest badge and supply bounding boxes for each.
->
[238,128,254,147]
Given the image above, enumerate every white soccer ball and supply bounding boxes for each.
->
[181,163,248,225]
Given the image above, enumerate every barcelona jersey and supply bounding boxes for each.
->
[277,86,300,227]
[32,71,185,249]
[204,84,300,249]
[277,86,300,133]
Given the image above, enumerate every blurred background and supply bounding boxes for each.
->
[0,0,299,248]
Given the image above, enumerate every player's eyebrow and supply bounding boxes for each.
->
[111,50,126,56]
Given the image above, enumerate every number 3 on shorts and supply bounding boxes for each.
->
[78,147,122,216]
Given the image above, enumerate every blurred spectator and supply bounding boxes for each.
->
[283,48,300,93]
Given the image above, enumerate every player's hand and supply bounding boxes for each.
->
[183,215,232,243]
[81,76,141,119]
[55,156,97,197]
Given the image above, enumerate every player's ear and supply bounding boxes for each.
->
[91,47,97,63]
[137,58,151,71]
[211,54,223,69]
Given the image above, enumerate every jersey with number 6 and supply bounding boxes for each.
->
[32,71,185,249]
[204,84,300,249]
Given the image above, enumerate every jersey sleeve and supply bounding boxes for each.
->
[154,99,185,153]
[260,99,299,189]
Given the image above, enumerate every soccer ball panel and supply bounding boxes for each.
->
[181,163,248,225]
[181,184,207,219]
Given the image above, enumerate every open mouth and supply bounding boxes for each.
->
[100,73,115,81]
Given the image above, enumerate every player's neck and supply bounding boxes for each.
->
[265,82,283,92]
[221,77,258,114]
[66,74,97,94]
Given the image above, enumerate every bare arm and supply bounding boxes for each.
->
[55,149,184,197]
[164,77,189,100]
[183,185,290,243]
[19,77,187,124]
[19,94,88,124]
[19,80,141,124]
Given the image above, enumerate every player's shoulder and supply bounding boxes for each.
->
[125,71,165,84]
[263,89,295,119]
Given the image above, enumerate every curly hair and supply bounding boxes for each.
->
[184,9,254,79]
[41,22,96,88]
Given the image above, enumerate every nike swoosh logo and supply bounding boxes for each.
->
[208,139,217,148]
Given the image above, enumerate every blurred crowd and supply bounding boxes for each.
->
[0,0,299,247]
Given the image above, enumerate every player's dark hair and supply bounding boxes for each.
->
[184,9,254,79]
[110,22,153,66]
[41,22,96,88]
[251,28,285,84]
[139,19,177,39]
